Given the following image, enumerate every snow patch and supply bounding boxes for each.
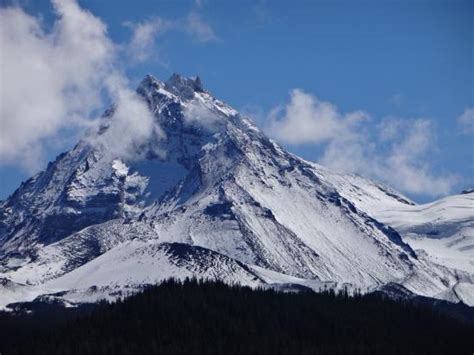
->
[112,159,129,177]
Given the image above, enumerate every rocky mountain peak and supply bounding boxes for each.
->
[164,73,204,100]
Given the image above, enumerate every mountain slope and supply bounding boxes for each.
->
[344,188,474,305]
[374,192,473,273]
[0,74,472,308]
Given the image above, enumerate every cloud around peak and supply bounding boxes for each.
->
[0,0,159,171]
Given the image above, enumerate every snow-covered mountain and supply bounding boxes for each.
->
[1,74,472,309]
[362,190,473,305]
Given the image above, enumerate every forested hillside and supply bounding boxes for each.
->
[1,279,472,355]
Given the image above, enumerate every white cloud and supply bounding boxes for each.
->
[0,0,160,171]
[266,90,457,197]
[266,89,368,145]
[381,119,456,195]
[457,107,474,134]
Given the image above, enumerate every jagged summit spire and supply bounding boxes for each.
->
[138,74,165,92]
[142,73,160,83]
[165,73,204,99]
[138,73,205,101]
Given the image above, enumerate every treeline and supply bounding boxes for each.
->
[0,279,472,355]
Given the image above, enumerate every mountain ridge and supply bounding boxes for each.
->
[0,73,472,309]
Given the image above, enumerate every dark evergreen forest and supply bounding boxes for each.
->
[0,279,472,355]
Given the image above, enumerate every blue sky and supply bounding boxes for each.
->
[0,0,472,202]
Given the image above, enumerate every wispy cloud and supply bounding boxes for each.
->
[250,0,276,27]
[124,12,217,63]
[265,89,457,197]
[123,17,173,63]
[389,93,404,107]
[184,12,217,42]
[182,99,224,133]
[457,107,474,135]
